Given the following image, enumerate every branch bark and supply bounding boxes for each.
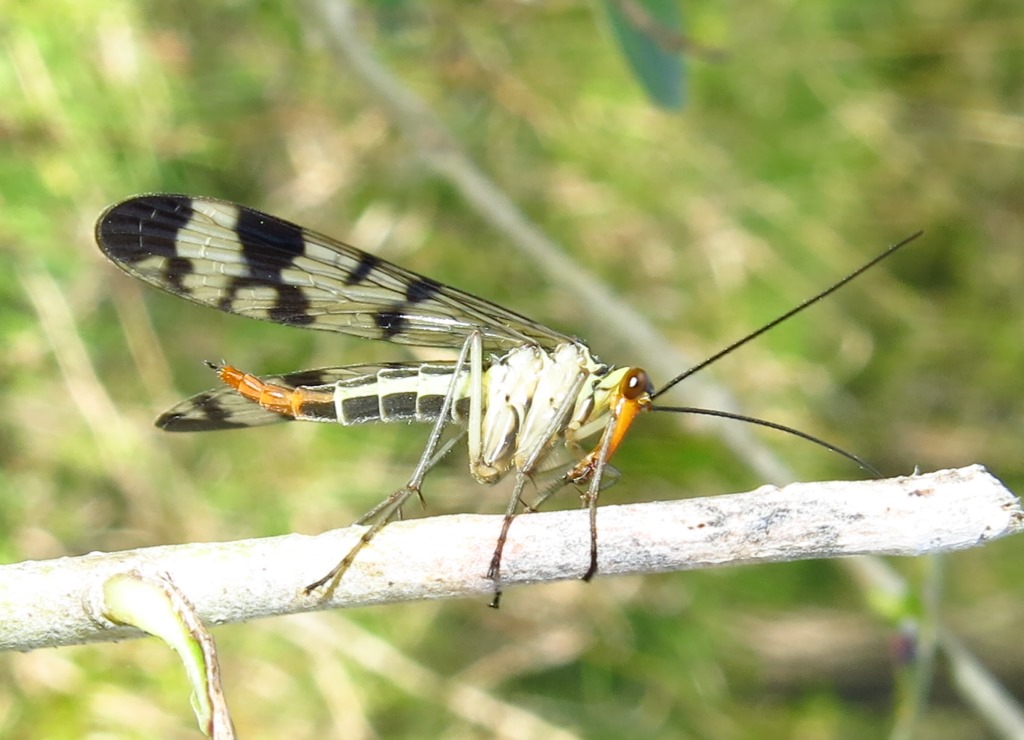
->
[2,465,1018,652]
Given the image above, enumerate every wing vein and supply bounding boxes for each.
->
[95,194,571,353]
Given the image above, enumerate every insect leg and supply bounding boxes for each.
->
[506,404,622,588]
[466,326,484,473]
[562,370,651,581]
[578,417,617,581]
[486,368,588,607]
[304,332,481,595]
[486,474,529,609]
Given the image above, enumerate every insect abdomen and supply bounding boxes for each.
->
[333,364,471,425]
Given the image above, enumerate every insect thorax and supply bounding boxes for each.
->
[472,342,628,483]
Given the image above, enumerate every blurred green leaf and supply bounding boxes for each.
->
[600,0,686,109]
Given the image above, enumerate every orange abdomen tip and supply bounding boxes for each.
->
[214,364,306,418]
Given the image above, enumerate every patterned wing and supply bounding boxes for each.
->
[96,194,571,353]
[156,364,427,431]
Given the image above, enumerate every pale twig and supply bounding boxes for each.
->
[2,466,1018,652]
[942,628,1024,738]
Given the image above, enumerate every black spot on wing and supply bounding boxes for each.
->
[374,309,407,339]
[227,205,316,326]
[345,252,382,286]
[162,256,194,294]
[154,391,221,430]
[156,391,287,431]
[235,206,306,275]
[96,195,195,264]
[366,278,440,340]
[406,277,441,304]
[215,279,313,326]
[280,368,346,386]
[268,284,314,325]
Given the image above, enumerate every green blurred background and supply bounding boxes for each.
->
[2,1,1023,737]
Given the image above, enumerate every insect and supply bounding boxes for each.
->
[95,194,918,602]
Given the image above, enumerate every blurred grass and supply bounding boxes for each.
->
[2,1,1023,737]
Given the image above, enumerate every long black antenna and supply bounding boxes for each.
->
[651,232,923,400]
[650,405,883,477]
